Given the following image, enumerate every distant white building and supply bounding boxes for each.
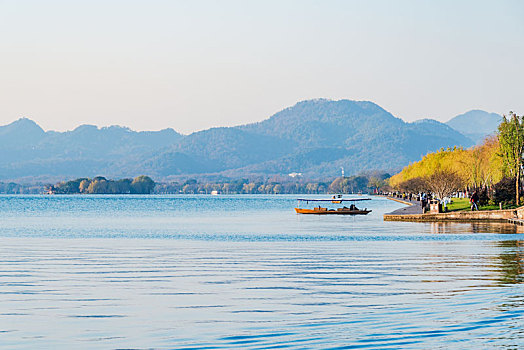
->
[288,172,302,178]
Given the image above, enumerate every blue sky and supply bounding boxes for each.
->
[1,0,523,133]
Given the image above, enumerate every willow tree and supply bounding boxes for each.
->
[463,136,503,189]
[498,112,524,205]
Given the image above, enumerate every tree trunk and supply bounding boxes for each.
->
[517,163,520,206]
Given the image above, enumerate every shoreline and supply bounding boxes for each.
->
[383,197,524,224]
[383,197,414,206]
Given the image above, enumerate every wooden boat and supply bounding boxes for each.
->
[295,196,372,215]
[295,207,371,215]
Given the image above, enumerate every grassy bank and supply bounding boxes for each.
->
[446,198,515,212]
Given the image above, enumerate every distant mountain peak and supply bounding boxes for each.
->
[447,110,501,124]
[293,98,381,108]
[8,117,43,128]
[446,110,501,144]
[412,118,448,125]
[103,125,132,132]
[297,98,331,103]
[0,117,45,134]
[71,124,98,133]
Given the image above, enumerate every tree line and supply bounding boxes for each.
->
[49,175,155,194]
[388,111,523,206]
[0,182,44,194]
[155,173,388,194]
[1,172,392,195]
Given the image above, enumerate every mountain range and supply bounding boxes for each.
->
[0,99,501,181]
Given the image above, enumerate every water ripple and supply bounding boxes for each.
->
[0,195,522,348]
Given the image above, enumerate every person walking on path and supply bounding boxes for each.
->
[470,191,479,211]
[442,196,450,212]
[421,194,427,213]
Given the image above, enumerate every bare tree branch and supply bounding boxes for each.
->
[425,171,464,200]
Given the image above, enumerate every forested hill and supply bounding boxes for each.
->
[138,99,474,178]
[0,99,491,180]
[0,119,182,179]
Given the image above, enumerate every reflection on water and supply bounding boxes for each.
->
[429,221,524,235]
[428,222,523,285]
[0,195,522,349]
[496,240,523,285]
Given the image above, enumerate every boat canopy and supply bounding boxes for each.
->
[296,198,371,202]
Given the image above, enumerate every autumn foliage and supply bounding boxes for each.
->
[389,136,503,194]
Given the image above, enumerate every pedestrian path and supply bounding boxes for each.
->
[386,197,423,215]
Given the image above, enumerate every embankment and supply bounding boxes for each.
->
[383,197,524,223]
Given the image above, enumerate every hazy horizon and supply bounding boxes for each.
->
[1,0,523,133]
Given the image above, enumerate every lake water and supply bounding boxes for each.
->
[0,195,522,349]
